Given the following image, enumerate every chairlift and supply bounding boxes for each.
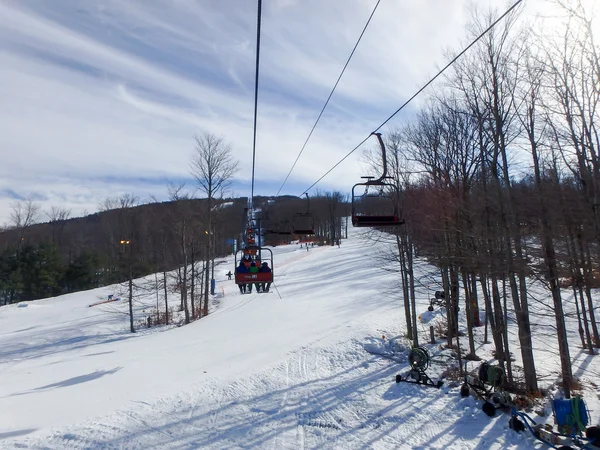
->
[234,246,274,287]
[351,133,405,227]
[292,193,315,235]
[264,219,293,236]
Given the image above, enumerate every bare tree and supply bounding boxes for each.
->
[45,206,71,222]
[168,183,193,324]
[97,194,139,282]
[514,42,574,395]
[190,133,239,316]
[542,1,600,350]
[9,198,41,246]
[191,134,239,199]
[452,6,539,391]
[98,194,138,212]
[9,199,40,228]
[45,206,71,245]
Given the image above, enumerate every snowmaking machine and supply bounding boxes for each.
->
[395,346,444,388]
[460,361,512,416]
[509,396,600,449]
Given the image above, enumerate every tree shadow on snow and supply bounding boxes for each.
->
[67,353,475,449]
[7,367,122,397]
[0,331,134,364]
[572,348,597,379]
[63,360,401,449]
[5,325,39,334]
[15,349,510,449]
[359,383,505,449]
[0,428,38,439]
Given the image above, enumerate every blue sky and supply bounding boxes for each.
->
[0,0,583,224]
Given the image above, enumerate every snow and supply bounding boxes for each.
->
[0,225,598,449]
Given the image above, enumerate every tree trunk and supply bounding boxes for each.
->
[462,270,478,359]
[481,275,506,372]
[182,265,190,325]
[441,266,453,348]
[449,265,460,338]
[397,234,413,340]
[163,271,169,325]
[581,236,600,347]
[574,284,590,350]
[501,278,513,383]
[128,266,135,333]
[190,248,196,320]
[406,235,418,347]
[530,119,572,396]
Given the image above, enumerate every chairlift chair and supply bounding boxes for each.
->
[234,246,274,286]
[351,183,404,227]
[351,133,405,228]
[292,193,315,235]
[264,219,293,236]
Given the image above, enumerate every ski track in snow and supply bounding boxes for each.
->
[1,342,538,449]
[0,226,598,449]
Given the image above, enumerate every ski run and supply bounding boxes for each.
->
[0,224,599,449]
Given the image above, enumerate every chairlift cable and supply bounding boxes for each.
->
[275,0,382,197]
[250,0,263,211]
[235,0,272,292]
[299,0,524,196]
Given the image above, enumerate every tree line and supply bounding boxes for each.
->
[368,2,600,398]
[0,132,350,331]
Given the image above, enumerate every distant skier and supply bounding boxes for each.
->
[226,270,233,280]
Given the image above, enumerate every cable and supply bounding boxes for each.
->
[250,0,262,210]
[271,282,283,299]
[275,0,383,196]
[300,0,524,196]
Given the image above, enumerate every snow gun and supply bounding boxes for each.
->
[395,346,443,388]
[427,290,445,311]
[509,397,600,449]
[460,362,512,417]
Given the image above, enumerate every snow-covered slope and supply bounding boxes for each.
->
[0,226,598,449]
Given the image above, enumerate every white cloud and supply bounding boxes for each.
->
[0,0,595,224]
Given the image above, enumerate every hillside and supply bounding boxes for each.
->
[0,194,349,305]
[0,225,598,449]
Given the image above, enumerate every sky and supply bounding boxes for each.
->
[0,0,596,225]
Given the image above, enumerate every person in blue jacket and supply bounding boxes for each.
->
[236,261,249,293]
[258,262,272,293]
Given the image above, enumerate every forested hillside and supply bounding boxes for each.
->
[0,193,350,305]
